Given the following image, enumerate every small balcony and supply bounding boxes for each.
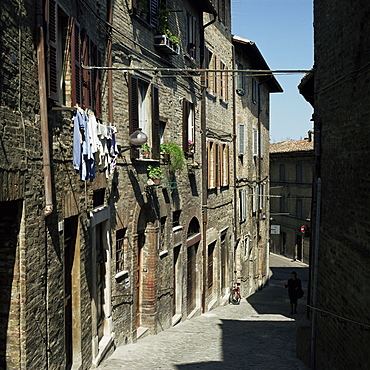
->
[154,35,180,55]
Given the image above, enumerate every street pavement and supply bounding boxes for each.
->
[98,253,309,370]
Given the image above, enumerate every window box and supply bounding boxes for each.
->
[154,35,180,55]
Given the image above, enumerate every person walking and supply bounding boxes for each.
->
[285,271,302,314]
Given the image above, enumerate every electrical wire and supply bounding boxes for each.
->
[307,304,370,329]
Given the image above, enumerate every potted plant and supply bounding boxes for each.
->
[187,140,195,153]
[141,143,150,159]
[236,87,245,96]
[147,165,162,185]
[160,143,170,162]
[166,142,185,173]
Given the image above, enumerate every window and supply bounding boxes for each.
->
[296,164,303,183]
[182,99,195,153]
[219,60,228,102]
[207,141,230,189]
[93,189,105,208]
[115,228,126,273]
[220,143,230,186]
[132,0,158,28]
[208,242,215,291]
[186,13,197,60]
[238,124,246,156]
[45,0,102,114]
[217,0,229,27]
[172,210,181,228]
[252,78,258,104]
[236,61,246,94]
[239,189,247,222]
[253,129,259,157]
[280,195,286,213]
[279,164,285,182]
[129,74,160,158]
[252,186,258,213]
[260,184,265,209]
[296,199,303,218]
[204,48,213,91]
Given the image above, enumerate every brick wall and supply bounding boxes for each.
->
[313,0,370,368]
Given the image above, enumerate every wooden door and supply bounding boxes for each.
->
[173,246,180,316]
[187,243,198,315]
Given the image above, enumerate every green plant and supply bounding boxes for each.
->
[169,35,179,45]
[159,143,169,153]
[141,143,150,152]
[166,142,185,173]
[147,165,162,179]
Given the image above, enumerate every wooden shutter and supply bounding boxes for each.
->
[46,0,59,101]
[71,18,82,106]
[82,31,91,109]
[225,144,230,185]
[219,144,223,186]
[182,99,189,151]
[94,47,102,117]
[129,74,139,158]
[207,141,211,189]
[151,84,160,159]
[214,143,219,187]
[149,0,158,28]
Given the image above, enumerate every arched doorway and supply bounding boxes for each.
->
[186,217,201,316]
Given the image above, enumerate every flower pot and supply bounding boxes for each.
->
[151,178,161,185]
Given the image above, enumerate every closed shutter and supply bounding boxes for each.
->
[252,186,258,213]
[46,0,59,101]
[253,129,258,156]
[82,31,91,109]
[239,189,246,222]
[225,144,230,185]
[260,131,265,158]
[207,141,211,189]
[94,48,102,117]
[129,74,139,158]
[238,124,246,155]
[182,99,191,151]
[151,85,160,159]
[219,144,224,186]
[71,18,82,106]
[214,143,219,187]
[149,0,158,28]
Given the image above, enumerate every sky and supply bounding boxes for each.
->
[231,0,314,143]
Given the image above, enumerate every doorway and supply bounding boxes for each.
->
[187,242,198,315]
[296,234,302,261]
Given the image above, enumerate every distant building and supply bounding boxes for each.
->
[270,134,314,264]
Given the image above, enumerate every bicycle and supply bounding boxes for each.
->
[229,283,241,305]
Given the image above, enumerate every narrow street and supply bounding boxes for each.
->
[98,254,309,370]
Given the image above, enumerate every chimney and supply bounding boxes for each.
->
[308,130,314,142]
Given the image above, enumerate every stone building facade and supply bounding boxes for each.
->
[269,135,313,264]
[299,1,370,368]
[0,0,279,369]
[232,36,282,296]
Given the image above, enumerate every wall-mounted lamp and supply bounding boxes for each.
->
[118,128,148,153]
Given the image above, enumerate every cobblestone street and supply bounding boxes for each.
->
[98,254,309,370]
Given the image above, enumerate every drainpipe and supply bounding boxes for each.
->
[231,44,237,286]
[107,0,113,123]
[200,10,217,313]
[37,0,53,217]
